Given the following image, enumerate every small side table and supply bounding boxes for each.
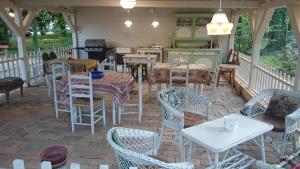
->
[182,113,273,169]
[217,64,240,89]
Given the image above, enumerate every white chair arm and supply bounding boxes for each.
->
[256,161,281,169]
[285,107,300,134]
[243,89,274,116]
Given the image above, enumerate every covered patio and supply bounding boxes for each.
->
[0,0,300,169]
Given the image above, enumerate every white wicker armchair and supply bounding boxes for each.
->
[106,127,193,169]
[242,89,300,157]
[157,87,210,161]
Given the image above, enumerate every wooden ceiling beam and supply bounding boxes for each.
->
[14,0,260,9]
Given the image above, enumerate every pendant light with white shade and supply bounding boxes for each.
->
[206,0,233,35]
[124,10,133,27]
[120,0,136,9]
[151,8,160,28]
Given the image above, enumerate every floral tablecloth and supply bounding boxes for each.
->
[148,63,212,85]
[57,72,136,104]
[44,59,98,74]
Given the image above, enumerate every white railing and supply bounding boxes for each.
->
[236,52,295,92]
[11,159,138,169]
[0,46,71,83]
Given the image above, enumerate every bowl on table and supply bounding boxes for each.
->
[91,71,104,79]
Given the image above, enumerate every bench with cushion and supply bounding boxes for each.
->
[0,77,24,103]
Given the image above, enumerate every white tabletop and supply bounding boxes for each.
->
[182,113,273,153]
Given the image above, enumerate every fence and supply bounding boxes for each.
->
[0,46,71,84]
[11,159,138,169]
[236,52,295,92]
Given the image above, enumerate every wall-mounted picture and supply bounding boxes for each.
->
[195,17,212,26]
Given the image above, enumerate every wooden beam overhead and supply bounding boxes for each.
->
[14,0,260,9]
[0,7,22,37]
[260,0,300,9]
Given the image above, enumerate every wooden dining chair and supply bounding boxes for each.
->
[169,55,189,87]
[51,62,70,119]
[119,65,142,123]
[68,71,106,134]
[217,48,240,89]
[97,59,116,72]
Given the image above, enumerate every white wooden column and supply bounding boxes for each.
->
[63,10,79,59]
[14,7,28,83]
[287,5,300,92]
[228,15,240,50]
[248,8,274,88]
[0,5,36,85]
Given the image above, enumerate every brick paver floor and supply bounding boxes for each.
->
[0,82,290,169]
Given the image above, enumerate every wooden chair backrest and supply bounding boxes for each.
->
[227,49,240,65]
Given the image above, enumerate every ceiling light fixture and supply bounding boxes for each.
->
[206,0,233,35]
[120,0,136,9]
[124,10,133,27]
[150,8,160,28]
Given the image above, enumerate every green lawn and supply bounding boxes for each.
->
[7,34,72,55]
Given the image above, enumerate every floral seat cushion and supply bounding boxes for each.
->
[276,148,300,169]
[265,91,300,119]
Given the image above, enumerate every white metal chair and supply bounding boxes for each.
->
[68,71,106,134]
[157,87,210,161]
[98,59,116,72]
[169,55,189,87]
[51,62,70,119]
[119,65,142,123]
[242,89,300,157]
[107,127,194,169]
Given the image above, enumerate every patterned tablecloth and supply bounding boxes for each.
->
[58,72,136,104]
[44,59,98,73]
[148,63,212,85]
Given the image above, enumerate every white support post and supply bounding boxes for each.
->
[13,159,25,169]
[63,10,79,59]
[41,161,52,169]
[229,15,240,50]
[0,8,22,37]
[14,6,31,86]
[23,9,37,31]
[287,5,300,92]
[248,8,274,89]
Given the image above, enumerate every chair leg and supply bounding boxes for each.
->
[90,109,95,135]
[79,107,82,123]
[102,99,106,126]
[178,132,185,162]
[20,85,24,97]
[158,127,164,149]
[5,90,9,104]
[217,70,221,87]
[280,134,289,157]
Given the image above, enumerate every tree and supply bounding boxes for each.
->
[234,16,253,55]
[0,18,9,45]
[35,11,52,36]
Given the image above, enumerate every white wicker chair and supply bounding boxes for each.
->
[242,89,300,157]
[107,127,194,169]
[169,55,189,87]
[157,87,210,161]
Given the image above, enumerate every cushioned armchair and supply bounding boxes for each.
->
[242,89,300,157]
[106,127,193,169]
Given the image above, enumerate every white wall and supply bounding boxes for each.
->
[76,7,229,58]
[76,7,175,57]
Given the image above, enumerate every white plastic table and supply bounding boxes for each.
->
[182,113,273,169]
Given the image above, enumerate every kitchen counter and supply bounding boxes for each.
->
[164,48,221,72]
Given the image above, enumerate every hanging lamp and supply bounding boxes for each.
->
[206,0,233,35]
[120,0,136,9]
[151,8,160,28]
[124,10,133,27]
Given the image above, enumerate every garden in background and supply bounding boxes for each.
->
[235,8,298,76]
[0,10,72,55]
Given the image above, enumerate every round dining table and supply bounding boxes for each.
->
[57,71,136,125]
